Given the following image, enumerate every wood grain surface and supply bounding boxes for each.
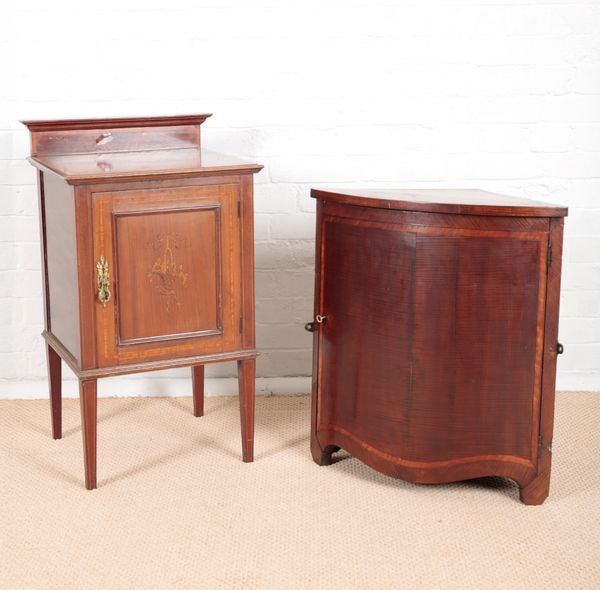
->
[310,189,567,504]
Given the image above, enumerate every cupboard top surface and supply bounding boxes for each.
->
[312,188,568,217]
[28,148,263,184]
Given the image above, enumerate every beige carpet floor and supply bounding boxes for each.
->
[1,393,599,589]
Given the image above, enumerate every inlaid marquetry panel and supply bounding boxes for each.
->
[114,205,222,344]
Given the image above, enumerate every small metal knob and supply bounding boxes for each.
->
[95,131,113,146]
[305,315,327,332]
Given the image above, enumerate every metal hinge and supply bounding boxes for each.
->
[237,201,241,218]
[547,240,552,270]
[239,316,243,334]
[538,434,552,454]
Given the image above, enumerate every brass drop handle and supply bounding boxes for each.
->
[96,256,111,307]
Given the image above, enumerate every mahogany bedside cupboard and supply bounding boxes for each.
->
[22,114,263,490]
[307,188,567,505]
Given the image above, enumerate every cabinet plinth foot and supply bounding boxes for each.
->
[519,454,551,505]
[311,436,339,466]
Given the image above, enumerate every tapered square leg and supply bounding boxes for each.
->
[237,359,255,462]
[191,365,204,417]
[46,344,62,439]
[79,379,97,490]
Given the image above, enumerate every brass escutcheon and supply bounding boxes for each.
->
[96,256,111,307]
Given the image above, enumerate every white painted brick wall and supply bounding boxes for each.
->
[1,0,599,397]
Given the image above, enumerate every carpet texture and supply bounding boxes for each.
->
[1,393,599,589]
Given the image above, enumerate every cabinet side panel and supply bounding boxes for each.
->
[240,175,256,349]
[528,217,565,497]
[539,218,564,447]
[36,170,50,330]
[43,173,81,363]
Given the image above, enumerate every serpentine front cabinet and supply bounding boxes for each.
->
[308,188,567,505]
[23,115,262,489]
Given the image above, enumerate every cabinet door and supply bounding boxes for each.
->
[92,183,241,366]
[316,213,549,480]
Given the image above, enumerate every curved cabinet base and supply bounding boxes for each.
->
[312,430,551,505]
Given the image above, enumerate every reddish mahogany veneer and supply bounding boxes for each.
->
[309,188,567,505]
[24,115,262,489]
